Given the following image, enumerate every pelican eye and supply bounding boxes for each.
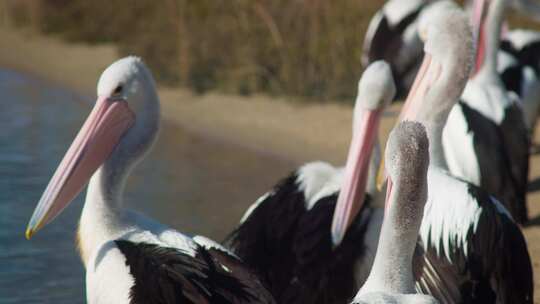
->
[113,84,123,95]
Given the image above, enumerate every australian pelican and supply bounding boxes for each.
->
[25,57,276,304]
[225,61,396,304]
[392,4,533,302]
[352,121,437,304]
[442,0,530,223]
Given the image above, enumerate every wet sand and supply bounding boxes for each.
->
[2,25,540,301]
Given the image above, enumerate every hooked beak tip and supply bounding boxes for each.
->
[25,227,34,240]
[331,231,344,248]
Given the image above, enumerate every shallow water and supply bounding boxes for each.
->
[0,69,294,303]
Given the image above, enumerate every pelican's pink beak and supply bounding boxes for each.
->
[375,51,441,195]
[472,0,488,75]
[331,108,382,246]
[384,177,394,215]
[25,97,135,239]
[399,53,441,121]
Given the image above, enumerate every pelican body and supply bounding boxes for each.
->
[225,61,396,304]
[396,4,533,303]
[25,57,275,304]
[362,0,430,99]
[499,30,540,131]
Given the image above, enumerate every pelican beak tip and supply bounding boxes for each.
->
[25,228,34,240]
[331,232,344,249]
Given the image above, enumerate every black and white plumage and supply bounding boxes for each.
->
[498,1,540,132]
[225,166,377,303]
[25,57,275,304]
[225,61,396,304]
[353,122,437,304]
[362,0,430,99]
[442,0,530,223]
[114,237,273,304]
[414,169,533,303]
[397,5,533,303]
[499,30,540,131]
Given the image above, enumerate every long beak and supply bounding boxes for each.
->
[25,97,135,239]
[472,0,487,75]
[376,52,441,190]
[331,109,381,246]
[384,177,394,215]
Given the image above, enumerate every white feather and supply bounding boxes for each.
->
[296,161,343,210]
[383,0,426,26]
[442,105,481,186]
[420,168,483,261]
[193,235,237,257]
[239,191,273,223]
[504,29,540,49]
[86,243,133,304]
[461,79,512,124]
[497,50,518,72]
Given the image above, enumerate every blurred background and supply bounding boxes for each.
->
[2,0,384,100]
[2,1,540,303]
[2,0,539,100]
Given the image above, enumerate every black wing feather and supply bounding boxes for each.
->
[225,170,372,304]
[413,185,533,304]
[499,104,530,222]
[460,101,529,223]
[115,240,275,304]
[224,172,306,295]
[362,3,425,98]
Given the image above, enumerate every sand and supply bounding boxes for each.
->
[2,25,540,301]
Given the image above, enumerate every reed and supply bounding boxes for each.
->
[4,0,540,101]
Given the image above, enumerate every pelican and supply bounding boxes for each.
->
[25,57,275,304]
[357,3,532,302]
[362,0,432,99]
[363,0,540,124]
[498,0,540,134]
[352,121,437,304]
[442,0,530,223]
[500,30,540,132]
[387,3,533,302]
[225,61,395,303]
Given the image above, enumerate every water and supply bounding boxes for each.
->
[0,69,294,303]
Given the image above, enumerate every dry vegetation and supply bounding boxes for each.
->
[2,0,540,101]
[3,0,385,100]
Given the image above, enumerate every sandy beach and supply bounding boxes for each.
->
[3,25,540,301]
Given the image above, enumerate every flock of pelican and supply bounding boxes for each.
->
[24,0,539,303]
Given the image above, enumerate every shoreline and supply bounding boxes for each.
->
[0,25,400,165]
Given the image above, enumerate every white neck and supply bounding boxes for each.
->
[77,160,129,266]
[418,42,472,169]
[359,183,423,295]
[425,121,447,169]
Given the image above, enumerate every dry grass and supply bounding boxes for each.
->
[2,0,540,101]
[3,0,384,100]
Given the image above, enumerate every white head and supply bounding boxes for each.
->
[403,2,474,124]
[354,61,396,117]
[26,56,160,238]
[376,4,473,186]
[331,61,396,246]
[384,121,430,217]
[97,57,160,182]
